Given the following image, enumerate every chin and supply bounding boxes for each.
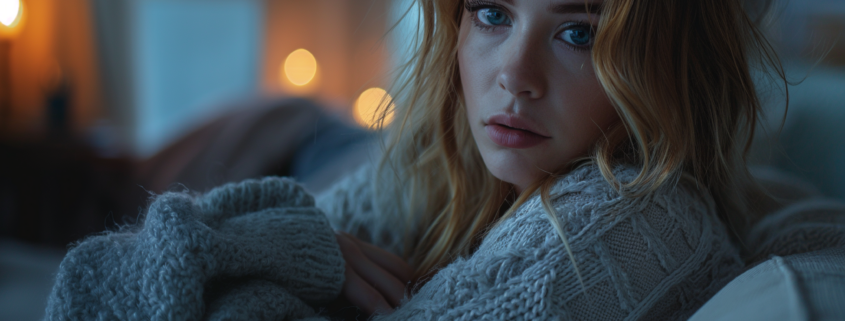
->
[483,149,544,192]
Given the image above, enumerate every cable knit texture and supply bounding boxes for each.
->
[46,162,745,320]
[44,177,345,321]
[318,163,745,320]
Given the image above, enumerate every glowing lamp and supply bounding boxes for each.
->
[0,0,20,26]
[354,87,395,129]
[283,49,317,86]
[0,0,23,38]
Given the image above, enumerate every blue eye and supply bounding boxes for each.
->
[560,26,593,46]
[477,8,511,26]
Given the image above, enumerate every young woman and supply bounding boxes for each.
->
[43,0,786,319]
[322,0,784,319]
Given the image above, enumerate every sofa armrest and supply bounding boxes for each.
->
[689,247,845,321]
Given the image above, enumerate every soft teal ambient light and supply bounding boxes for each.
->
[131,0,262,157]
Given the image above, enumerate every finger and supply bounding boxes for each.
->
[336,233,406,307]
[341,232,414,283]
[336,233,407,307]
[342,263,394,316]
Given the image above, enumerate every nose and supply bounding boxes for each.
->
[497,34,546,100]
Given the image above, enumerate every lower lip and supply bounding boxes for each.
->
[485,124,549,149]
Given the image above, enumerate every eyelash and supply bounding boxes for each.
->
[465,0,504,32]
[464,1,596,52]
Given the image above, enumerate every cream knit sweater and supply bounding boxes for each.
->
[45,161,743,320]
[318,162,744,320]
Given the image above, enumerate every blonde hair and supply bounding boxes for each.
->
[374,0,785,286]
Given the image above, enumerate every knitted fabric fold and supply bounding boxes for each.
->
[44,177,345,321]
[744,199,845,263]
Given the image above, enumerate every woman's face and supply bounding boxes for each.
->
[458,0,618,193]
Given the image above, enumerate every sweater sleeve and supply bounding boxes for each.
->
[315,162,409,257]
[371,165,744,321]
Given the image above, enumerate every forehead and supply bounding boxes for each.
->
[493,0,602,14]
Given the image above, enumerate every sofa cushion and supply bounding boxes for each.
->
[689,247,845,321]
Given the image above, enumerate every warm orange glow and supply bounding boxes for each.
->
[283,49,317,86]
[354,87,395,129]
[0,0,20,27]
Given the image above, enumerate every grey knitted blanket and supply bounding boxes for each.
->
[45,177,345,320]
[46,163,746,320]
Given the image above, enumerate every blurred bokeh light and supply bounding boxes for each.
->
[0,0,20,27]
[354,87,394,129]
[283,48,317,87]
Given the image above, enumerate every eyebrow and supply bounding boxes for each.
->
[498,0,602,14]
[548,3,601,14]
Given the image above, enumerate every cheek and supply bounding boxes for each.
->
[458,45,495,114]
[536,63,619,170]
[457,25,491,140]
[555,85,617,151]
[565,81,616,129]
[551,55,617,128]
[593,100,619,130]
[458,51,476,116]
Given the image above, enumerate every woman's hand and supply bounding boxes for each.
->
[331,231,414,316]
